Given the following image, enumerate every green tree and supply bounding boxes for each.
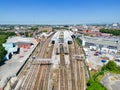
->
[25,32,29,37]
[106,61,117,71]
[0,32,16,63]
[100,29,120,36]
[0,47,7,61]
[30,27,38,31]
[102,61,117,71]
[0,35,7,62]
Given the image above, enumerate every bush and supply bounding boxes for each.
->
[87,61,119,90]
[87,79,106,90]
[101,61,120,74]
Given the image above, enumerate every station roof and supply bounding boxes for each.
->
[64,31,73,41]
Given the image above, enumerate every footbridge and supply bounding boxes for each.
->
[32,58,54,65]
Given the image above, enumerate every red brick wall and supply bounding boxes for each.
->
[18,44,31,49]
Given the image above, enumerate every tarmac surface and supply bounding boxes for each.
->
[86,49,103,70]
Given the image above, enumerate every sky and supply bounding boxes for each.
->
[0,0,120,24]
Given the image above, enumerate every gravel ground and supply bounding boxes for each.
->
[101,73,120,90]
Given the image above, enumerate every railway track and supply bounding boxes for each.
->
[33,65,42,90]
[33,43,54,90]
[67,39,85,90]
[50,67,60,90]
[59,44,68,90]
[74,39,85,90]
[20,39,47,90]
[74,40,79,90]
[21,64,39,90]
[15,34,85,90]
[17,36,53,90]
[69,45,76,90]
[38,66,46,90]
[14,41,41,90]
[17,41,41,79]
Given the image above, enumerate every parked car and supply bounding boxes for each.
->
[115,59,120,62]
[94,52,99,56]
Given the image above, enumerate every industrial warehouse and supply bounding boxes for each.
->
[78,35,120,52]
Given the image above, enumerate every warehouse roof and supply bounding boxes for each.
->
[6,36,38,45]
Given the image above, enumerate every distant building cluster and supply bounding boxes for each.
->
[0,25,32,30]
[105,23,120,29]
[71,25,103,36]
